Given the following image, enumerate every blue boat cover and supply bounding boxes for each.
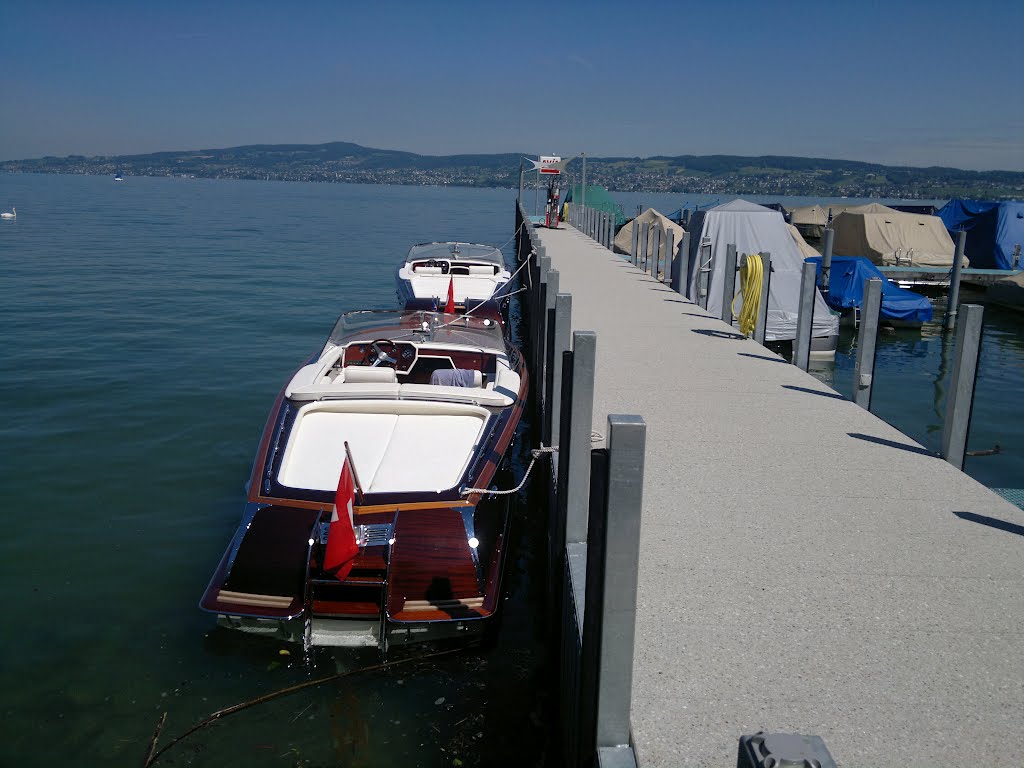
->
[806,256,933,324]
[937,199,1024,270]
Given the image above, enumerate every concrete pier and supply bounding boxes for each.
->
[535,223,1024,767]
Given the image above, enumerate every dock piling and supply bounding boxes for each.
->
[640,223,650,272]
[549,293,573,448]
[651,225,662,279]
[662,230,674,286]
[566,331,597,544]
[941,304,984,469]
[721,244,738,324]
[853,278,883,410]
[792,260,817,371]
[945,230,966,331]
[542,269,560,444]
[672,232,690,296]
[753,252,772,345]
[631,218,640,265]
[821,229,834,294]
[594,414,645,752]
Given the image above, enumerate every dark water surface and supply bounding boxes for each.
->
[0,174,548,767]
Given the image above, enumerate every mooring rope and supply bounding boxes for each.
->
[460,446,556,497]
[141,646,466,767]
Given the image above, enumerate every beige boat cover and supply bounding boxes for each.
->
[832,209,958,267]
[788,224,821,259]
[613,208,686,257]
[790,203,896,238]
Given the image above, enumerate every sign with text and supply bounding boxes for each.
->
[539,156,563,174]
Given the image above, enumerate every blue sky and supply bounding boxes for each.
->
[2,0,1022,170]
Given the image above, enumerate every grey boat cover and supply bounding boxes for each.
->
[832,207,959,267]
[686,199,838,342]
[613,208,687,258]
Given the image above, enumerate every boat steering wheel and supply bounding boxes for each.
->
[368,339,398,367]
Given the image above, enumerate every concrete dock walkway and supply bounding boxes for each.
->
[535,223,1024,767]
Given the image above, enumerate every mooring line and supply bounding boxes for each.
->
[141,646,465,767]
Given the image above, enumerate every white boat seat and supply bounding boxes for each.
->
[414,266,444,275]
[343,366,397,384]
[467,265,497,276]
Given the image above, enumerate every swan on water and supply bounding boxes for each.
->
[0,207,15,219]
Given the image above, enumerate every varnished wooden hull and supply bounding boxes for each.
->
[200,344,527,649]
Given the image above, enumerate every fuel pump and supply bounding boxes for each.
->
[544,179,561,228]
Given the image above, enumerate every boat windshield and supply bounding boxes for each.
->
[406,242,505,265]
[327,310,507,352]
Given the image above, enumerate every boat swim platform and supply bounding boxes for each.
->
[534,222,1024,767]
[878,265,1022,287]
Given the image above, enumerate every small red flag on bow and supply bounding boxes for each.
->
[324,456,359,580]
[445,276,455,314]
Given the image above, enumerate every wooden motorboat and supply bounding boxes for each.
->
[201,307,527,650]
[395,242,512,311]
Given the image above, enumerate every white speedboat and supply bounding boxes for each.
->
[395,242,512,312]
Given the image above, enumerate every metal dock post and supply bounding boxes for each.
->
[650,225,662,279]
[593,414,645,759]
[631,219,640,265]
[721,244,738,324]
[941,304,984,469]
[639,222,650,272]
[853,278,882,410]
[821,228,834,294]
[792,260,816,371]
[566,331,597,544]
[549,293,573,448]
[945,230,966,332]
[753,252,772,345]
[542,268,560,444]
[671,231,690,296]
[662,230,674,286]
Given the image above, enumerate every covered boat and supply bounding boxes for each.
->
[937,199,1024,270]
[685,200,839,358]
[201,308,527,650]
[832,205,958,268]
[612,207,686,260]
[789,202,870,239]
[395,242,512,312]
[806,256,934,327]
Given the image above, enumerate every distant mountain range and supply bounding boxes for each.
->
[3,141,1022,199]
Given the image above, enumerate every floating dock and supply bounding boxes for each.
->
[533,218,1024,766]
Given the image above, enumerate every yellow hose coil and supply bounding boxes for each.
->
[731,253,764,337]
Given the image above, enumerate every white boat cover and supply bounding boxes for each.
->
[687,199,838,342]
[613,208,686,257]
[832,208,958,267]
[277,400,490,494]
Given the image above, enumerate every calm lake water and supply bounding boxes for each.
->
[1,174,1020,767]
[0,173,548,767]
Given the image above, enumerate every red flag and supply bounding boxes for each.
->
[324,456,359,580]
[445,276,455,314]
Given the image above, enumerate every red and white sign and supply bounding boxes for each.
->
[539,155,563,175]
